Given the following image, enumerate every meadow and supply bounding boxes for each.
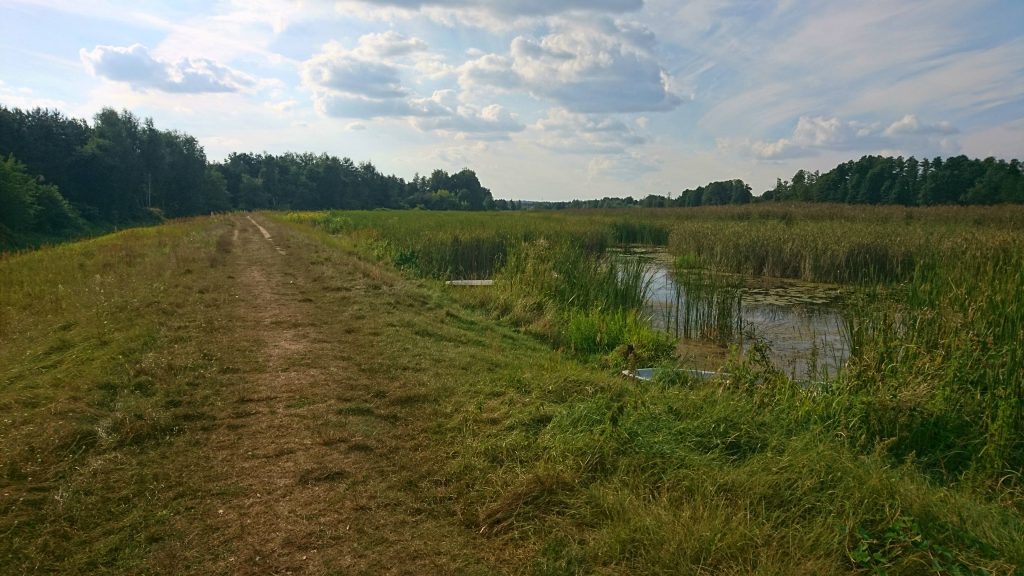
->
[290,204,1024,572]
[1,205,1021,574]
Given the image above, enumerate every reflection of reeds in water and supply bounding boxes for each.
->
[653,268,743,345]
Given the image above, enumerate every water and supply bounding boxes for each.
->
[637,253,850,381]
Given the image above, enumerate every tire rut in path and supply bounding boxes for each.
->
[194,214,493,575]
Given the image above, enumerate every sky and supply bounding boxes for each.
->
[1,0,1022,201]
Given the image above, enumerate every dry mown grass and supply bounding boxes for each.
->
[0,214,515,574]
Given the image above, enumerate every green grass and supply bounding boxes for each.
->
[3,207,1022,574]
[290,205,1021,523]
[0,217,236,572]
[291,205,1024,490]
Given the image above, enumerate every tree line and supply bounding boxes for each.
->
[763,155,1024,205]
[3,103,1023,247]
[530,179,753,209]
[0,105,510,247]
[529,156,1023,210]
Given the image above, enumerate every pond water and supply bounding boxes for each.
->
[634,252,851,381]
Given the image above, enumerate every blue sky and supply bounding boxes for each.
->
[1,0,1022,200]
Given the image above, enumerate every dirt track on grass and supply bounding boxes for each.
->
[168,214,499,575]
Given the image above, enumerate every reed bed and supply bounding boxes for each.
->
[285,207,1024,571]
[491,240,674,362]
[660,207,1023,485]
[290,205,1024,489]
[660,268,744,343]
[832,232,1024,484]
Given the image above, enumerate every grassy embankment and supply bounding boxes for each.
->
[292,205,1024,574]
[2,207,1022,574]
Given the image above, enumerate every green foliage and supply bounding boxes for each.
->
[831,236,1024,484]
[849,516,963,575]
[297,205,1024,491]
[0,104,511,250]
[0,155,84,247]
[766,154,1024,206]
[0,155,36,233]
[609,219,670,245]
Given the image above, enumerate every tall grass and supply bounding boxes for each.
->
[833,234,1024,485]
[279,207,1024,571]
[288,205,1024,488]
[609,219,670,245]
[286,210,676,363]
[286,210,665,279]
[492,240,674,363]
[663,268,744,343]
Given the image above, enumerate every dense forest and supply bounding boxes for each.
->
[0,105,510,248]
[537,157,1024,209]
[2,103,1023,248]
[534,179,753,210]
[763,155,1024,205]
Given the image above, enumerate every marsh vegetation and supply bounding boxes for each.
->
[288,204,1024,573]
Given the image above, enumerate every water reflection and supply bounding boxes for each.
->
[637,253,850,381]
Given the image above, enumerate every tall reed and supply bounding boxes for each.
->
[493,240,673,362]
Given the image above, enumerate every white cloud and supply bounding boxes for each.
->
[80,43,257,93]
[458,20,681,113]
[883,114,957,137]
[302,46,408,99]
[413,99,524,139]
[312,92,444,118]
[351,0,643,17]
[533,107,647,153]
[355,30,429,57]
[302,37,525,139]
[458,54,519,91]
[726,114,962,160]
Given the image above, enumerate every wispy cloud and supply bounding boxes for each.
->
[0,80,68,110]
[722,115,961,160]
[80,44,258,93]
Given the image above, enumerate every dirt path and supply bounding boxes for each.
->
[173,214,498,575]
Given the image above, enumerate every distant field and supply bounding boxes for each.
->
[2,207,1022,574]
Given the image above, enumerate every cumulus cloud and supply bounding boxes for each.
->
[302,36,432,115]
[311,91,444,118]
[459,54,520,90]
[354,30,429,58]
[726,114,960,160]
[883,114,958,137]
[413,94,524,139]
[302,38,523,139]
[458,20,680,113]
[80,44,257,93]
[303,49,408,99]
